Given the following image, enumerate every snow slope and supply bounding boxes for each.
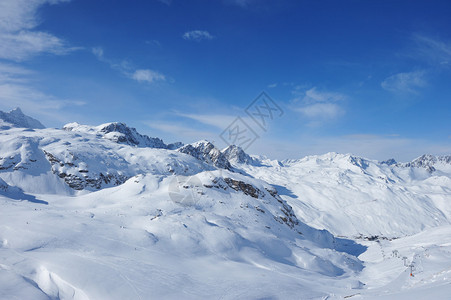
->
[0,126,207,193]
[0,110,450,299]
[0,172,365,299]
[236,152,451,239]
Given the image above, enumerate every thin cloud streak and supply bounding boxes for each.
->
[413,34,451,66]
[183,30,214,41]
[0,62,86,124]
[381,70,427,94]
[92,47,166,84]
[0,0,77,61]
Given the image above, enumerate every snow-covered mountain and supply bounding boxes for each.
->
[63,121,183,149]
[222,144,258,165]
[0,108,45,129]
[1,109,450,299]
[235,152,451,239]
[177,140,231,169]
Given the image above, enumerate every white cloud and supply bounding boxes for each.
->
[131,69,165,84]
[413,34,451,66]
[292,87,346,125]
[0,0,75,61]
[296,103,344,119]
[92,46,104,59]
[0,62,34,83]
[381,71,427,94]
[183,30,214,41]
[92,47,166,84]
[303,87,346,103]
[0,62,85,124]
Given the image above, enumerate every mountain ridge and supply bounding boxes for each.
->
[0,108,45,129]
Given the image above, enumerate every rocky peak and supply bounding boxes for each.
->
[348,155,370,169]
[222,145,256,165]
[177,140,231,169]
[380,158,397,166]
[98,122,167,148]
[63,121,182,149]
[400,154,451,173]
[0,107,45,129]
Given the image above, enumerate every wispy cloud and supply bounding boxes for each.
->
[183,30,214,41]
[0,0,77,61]
[0,62,34,83]
[0,63,86,124]
[296,103,344,119]
[302,87,346,103]
[131,69,166,84]
[413,34,451,66]
[92,47,166,84]
[291,87,346,125]
[381,70,427,94]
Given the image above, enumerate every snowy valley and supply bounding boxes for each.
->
[0,108,450,299]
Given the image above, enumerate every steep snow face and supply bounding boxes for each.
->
[63,122,182,149]
[0,108,45,129]
[178,140,231,169]
[222,145,258,165]
[237,152,451,239]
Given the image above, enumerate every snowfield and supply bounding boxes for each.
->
[0,108,450,299]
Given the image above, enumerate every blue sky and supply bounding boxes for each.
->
[0,0,450,161]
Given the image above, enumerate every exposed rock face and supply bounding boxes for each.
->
[223,178,264,198]
[63,122,183,149]
[0,108,45,129]
[398,154,451,173]
[204,176,299,230]
[348,156,369,169]
[98,122,167,148]
[177,140,231,169]
[44,150,129,190]
[380,158,397,166]
[222,145,256,165]
[0,178,8,192]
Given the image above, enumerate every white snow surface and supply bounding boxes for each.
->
[238,152,451,239]
[1,115,450,299]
